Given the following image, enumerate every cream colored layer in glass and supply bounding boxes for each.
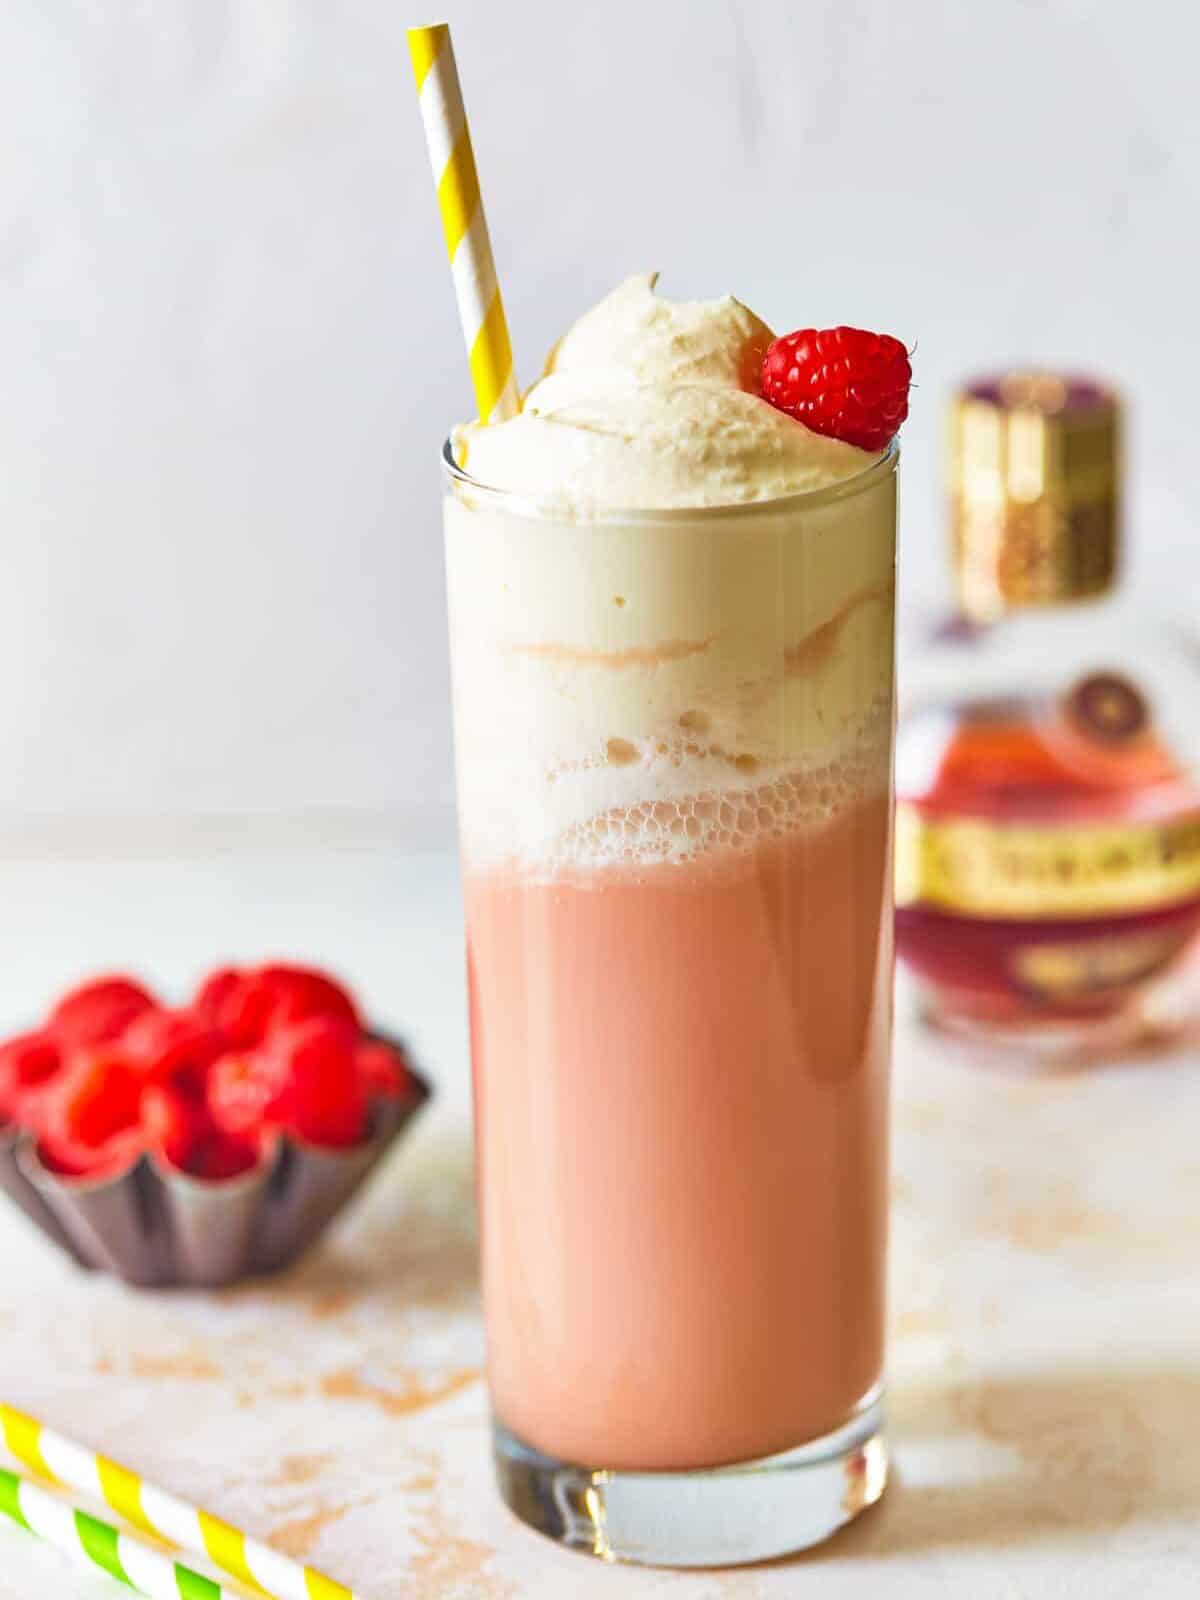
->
[444,448,897,874]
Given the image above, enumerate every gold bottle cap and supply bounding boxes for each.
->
[950,373,1120,622]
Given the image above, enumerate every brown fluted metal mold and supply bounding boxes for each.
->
[0,1054,430,1289]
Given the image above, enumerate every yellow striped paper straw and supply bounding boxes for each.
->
[409,22,520,424]
[0,1404,357,1600]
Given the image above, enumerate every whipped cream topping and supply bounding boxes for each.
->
[452,274,877,514]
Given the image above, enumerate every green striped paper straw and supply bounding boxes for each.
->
[0,1466,238,1598]
[0,1403,356,1599]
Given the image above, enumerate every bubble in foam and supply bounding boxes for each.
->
[606,737,639,767]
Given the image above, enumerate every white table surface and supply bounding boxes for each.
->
[1,836,1199,1598]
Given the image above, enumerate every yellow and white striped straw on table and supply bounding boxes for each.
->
[409,22,520,424]
[0,1403,358,1600]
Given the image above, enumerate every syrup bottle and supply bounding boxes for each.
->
[896,375,1200,1056]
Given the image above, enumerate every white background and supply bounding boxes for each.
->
[2,0,1195,850]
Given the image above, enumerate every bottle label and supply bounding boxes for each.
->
[895,804,1200,918]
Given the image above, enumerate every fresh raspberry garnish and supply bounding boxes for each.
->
[0,1031,63,1125]
[49,977,158,1050]
[760,326,911,451]
[208,1048,288,1137]
[271,1017,368,1149]
[357,1039,414,1101]
[122,1009,227,1091]
[193,964,359,1047]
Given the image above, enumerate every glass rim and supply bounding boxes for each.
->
[441,434,899,524]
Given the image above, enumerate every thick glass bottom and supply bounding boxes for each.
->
[492,1388,886,1568]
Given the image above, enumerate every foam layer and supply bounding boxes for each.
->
[444,471,897,872]
[547,697,890,874]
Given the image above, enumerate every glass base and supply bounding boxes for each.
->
[492,1388,886,1568]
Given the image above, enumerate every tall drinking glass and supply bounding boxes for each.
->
[443,440,898,1566]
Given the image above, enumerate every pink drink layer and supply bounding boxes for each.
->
[467,787,891,1472]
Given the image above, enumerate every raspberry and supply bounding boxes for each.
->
[208,1048,288,1137]
[49,977,158,1050]
[357,1040,414,1101]
[142,1081,207,1168]
[122,1009,227,1090]
[193,968,243,1029]
[0,1031,63,1126]
[36,1050,148,1178]
[53,1051,144,1148]
[257,965,360,1031]
[194,964,359,1047]
[38,1125,145,1180]
[144,1082,259,1181]
[271,1018,368,1149]
[36,1139,95,1179]
[760,326,911,452]
[189,1134,260,1182]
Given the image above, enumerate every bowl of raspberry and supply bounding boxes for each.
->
[0,965,430,1286]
